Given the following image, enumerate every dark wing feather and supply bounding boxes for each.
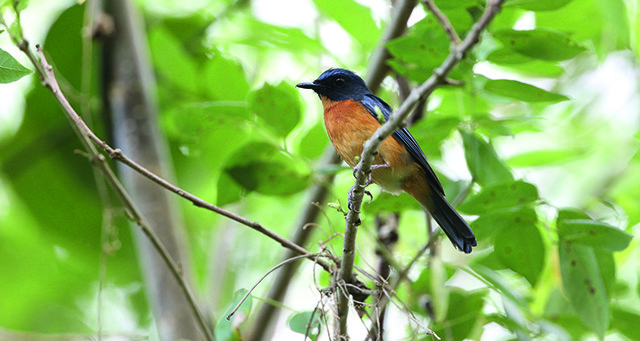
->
[360,94,445,196]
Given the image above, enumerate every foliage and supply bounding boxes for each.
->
[0,0,639,340]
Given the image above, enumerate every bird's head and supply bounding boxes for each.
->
[296,68,371,102]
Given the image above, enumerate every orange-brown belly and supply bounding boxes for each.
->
[322,98,414,193]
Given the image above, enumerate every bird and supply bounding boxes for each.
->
[296,68,476,253]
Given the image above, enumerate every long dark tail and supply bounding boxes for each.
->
[429,192,477,253]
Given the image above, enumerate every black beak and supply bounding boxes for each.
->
[296,81,317,90]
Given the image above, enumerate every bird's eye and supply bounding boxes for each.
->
[334,77,346,87]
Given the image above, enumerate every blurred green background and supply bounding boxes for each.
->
[0,0,639,340]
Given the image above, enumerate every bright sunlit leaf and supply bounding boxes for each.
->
[494,221,545,285]
[484,79,569,103]
[0,48,31,83]
[559,242,609,338]
[288,310,323,341]
[459,130,514,187]
[558,219,632,252]
[504,0,573,11]
[312,0,381,49]
[249,82,302,138]
[458,180,538,215]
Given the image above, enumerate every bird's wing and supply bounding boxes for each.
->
[360,93,445,196]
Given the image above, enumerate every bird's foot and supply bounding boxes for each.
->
[352,163,390,187]
[347,186,373,212]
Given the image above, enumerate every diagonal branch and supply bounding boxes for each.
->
[335,0,506,338]
[26,44,215,341]
[423,0,461,45]
[20,43,333,273]
[251,2,420,339]
[366,0,418,93]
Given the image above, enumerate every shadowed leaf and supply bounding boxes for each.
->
[493,28,586,61]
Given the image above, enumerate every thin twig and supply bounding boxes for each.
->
[19,40,333,273]
[423,0,461,45]
[226,254,315,320]
[382,288,440,339]
[336,0,506,338]
[21,45,214,341]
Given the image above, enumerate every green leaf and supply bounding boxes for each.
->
[487,49,565,77]
[458,180,537,215]
[200,52,249,101]
[484,79,568,103]
[288,310,323,340]
[386,16,449,82]
[557,208,590,221]
[537,0,628,55]
[459,130,513,187]
[486,48,535,64]
[166,102,251,141]
[297,121,329,160]
[149,26,199,93]
[493,28,587,61]
[594,250,615,296]
[13,0,29,11]
[212,16,323,53]
[364,192,422,214]
[494,221,545,285]
[440,8,473,33]
[471,205,537,240]
[216,171,245,206]
[0,48,31,83]
[223,142,310,196]
[504,0,572,11]
[434,0,479,9]
[612,307,640,341]
[249,82,301,138]
[431,290,486,340]
[472,265,529,311]
[558,242,609,338]
[558,219,632,252]
[312,0,380,49]
[507,149,584,167]
[216,289,253,341]
[411,116,460,158]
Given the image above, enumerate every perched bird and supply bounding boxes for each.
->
[297,68,476,253]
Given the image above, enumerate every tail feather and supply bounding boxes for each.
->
[429,192,477,253]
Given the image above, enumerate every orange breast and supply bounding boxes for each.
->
[321,98,413,193]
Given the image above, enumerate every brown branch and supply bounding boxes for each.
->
[24,45,333,273]
[251,1,419,338]
[247,149,340,341]
[336,0,506,339]
[366,0,418,93]
[423,0,461,45]
[23,45,214,341]
[226,254,315,320]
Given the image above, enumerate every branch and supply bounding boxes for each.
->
[247,149,340,341]
[28,45,214,341]
[366,0,418,93]
[336,0,506,338]
[226,254,315,320]
[423,0,461,45]
[21,43,333,273]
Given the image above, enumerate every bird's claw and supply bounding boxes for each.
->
[364,189,373,202]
